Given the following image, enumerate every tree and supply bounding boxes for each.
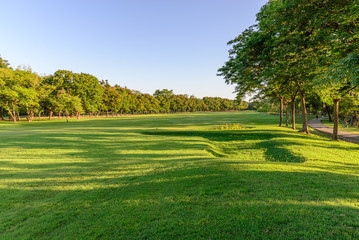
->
[39,77,57,120]
[339,93,359,126]
[43,70,88,120]
[0,68,18,123]
[72,73,103,117]
[220,0,358,136]
[57,89,83,122]
[154,89,173,97]
[0,55,11,69]
[218,26,268,100]
[314,53,359,139]
[254,0,317,133]
[15,68,42,122]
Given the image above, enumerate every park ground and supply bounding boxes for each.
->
[1,111,359,239]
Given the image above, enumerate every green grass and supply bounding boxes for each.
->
[1,111,359,239]
[322,119,359,133]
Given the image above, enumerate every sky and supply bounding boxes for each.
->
[1,0,267,99]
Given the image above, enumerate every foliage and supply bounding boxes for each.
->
[219,0,359,136]
[314,52,359,103]
[0,67,42,122]
[0,55,11,69]
[0,58,245,122]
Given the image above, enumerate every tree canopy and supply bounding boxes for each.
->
[0,57,246,123]
[219,0,359,139]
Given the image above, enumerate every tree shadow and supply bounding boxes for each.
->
[256,139,306,163]
[143,129,307,163]
[2,166,359,239]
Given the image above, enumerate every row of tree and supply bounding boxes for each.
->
[0,57,247,123]
[250,94,359,128]
[218,0,359,140]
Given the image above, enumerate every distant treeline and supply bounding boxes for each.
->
[0,58,247,123]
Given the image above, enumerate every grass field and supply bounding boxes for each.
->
[1,111,359,239]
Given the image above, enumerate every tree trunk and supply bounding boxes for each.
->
[325,104,332,122]
[350,115,355,127]
[350,115,357,127]
[6,102,16,123]
[279,97,283,127]
[11,110,16,123]
[299,89,309,134]
[27,111,32,122]
[66,113,69,122]
[291,99,296,130]
[77,112,80,120]
[285,102,289,127]
[333,99,340,140]
[27,110,34,122]
[343,116,348,127]
[49,111,53,120]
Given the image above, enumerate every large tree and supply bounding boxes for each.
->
[72,73,103,117]
[0,68,18,123]
[218,26,269,100]
[220,0,358,136]
[15,68,42,122]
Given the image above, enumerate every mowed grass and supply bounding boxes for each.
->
[1,111,359,239]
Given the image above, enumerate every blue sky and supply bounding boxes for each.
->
[1,0,267,99]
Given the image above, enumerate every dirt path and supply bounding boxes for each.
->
[309,118,359,144]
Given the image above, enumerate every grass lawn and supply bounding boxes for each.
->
[1,111,359,239]
[322,119,359,133]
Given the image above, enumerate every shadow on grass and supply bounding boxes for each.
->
[1,120,359,238]
[1,165,359,239]
[143,129,307,163]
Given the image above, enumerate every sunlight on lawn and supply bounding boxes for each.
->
[1,111,359,239]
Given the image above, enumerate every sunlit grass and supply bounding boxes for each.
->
[1,111,359,239]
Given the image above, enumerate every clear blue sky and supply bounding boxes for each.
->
[1,0,267,99]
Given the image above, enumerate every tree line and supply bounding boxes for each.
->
[218,0,359,140]
[249,94,358,128]
[0,57,247,123]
